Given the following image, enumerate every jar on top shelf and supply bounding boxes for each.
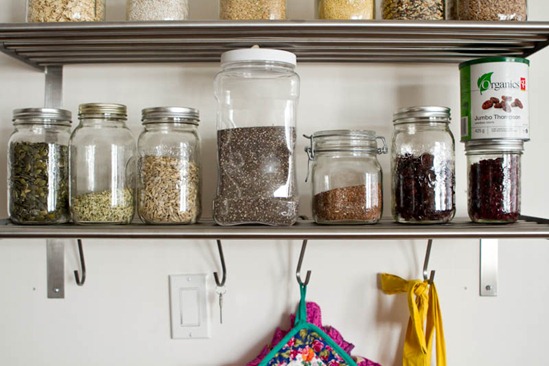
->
[27,0,106,22]
[126,0,189,21]
[220,0,286,20]
[316,0,375,20]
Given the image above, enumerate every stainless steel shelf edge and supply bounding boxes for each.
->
[1,218,547,240]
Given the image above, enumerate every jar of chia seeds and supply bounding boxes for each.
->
[8,108,72,224]
[391,106,456,224]
[465,140,523,224]
[305,130,387,225]
[69,103,137,224]
[220,0,286,19]
[137,107,201,225]
[213,47,300,226]
[382,0,444,19]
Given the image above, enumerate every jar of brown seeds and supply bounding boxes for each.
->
[458,0,526,21]
[382,0,445,20]
[27,0,106,22]
[137,107,201,225]
[219,0,286,20]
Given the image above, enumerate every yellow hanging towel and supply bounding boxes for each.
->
[380,273,446,366]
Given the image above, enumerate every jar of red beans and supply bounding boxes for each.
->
[391,106,455,224]
[465,140,523,224]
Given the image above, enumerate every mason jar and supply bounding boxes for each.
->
[458,0,526,20]
[316,0,375,19]
[382,0,444,19]
[391,106,455,224]
[127,0,189,20]
[220,0,286,19]
[213,47,299,226]
[8,108,71,224]
[465,140,523,224]
[27,0,106,22]
[69,103,136,224]
[137,107,201,224]
[305,130,387,225]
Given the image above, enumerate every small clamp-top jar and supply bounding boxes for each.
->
[8,108,71,224]
[220,0,286,19]
[305,130,387,225]
[69,103,136,224]
[465,140,523,224]
[27,0,106,22]
[391,106,455,224]
[137,107,201,224]
[127,0,189,20]
[213,47,300,226]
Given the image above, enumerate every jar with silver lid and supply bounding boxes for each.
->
[127,0,189,20]
[305,130,387,225]
[27,0,106,22]
[391,106,455,224]
[466,140,522,224]
[137,107,201,224]
[8,108,71,224]
[69,103,136,224]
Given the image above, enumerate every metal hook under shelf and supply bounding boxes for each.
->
[296,240,312,286]
[423,239,435,284]
[213,240,226,287]
[74,239,86,286]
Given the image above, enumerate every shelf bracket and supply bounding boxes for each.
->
[47,239,65,299]
[44,66,63,108]
[479,239,498,297]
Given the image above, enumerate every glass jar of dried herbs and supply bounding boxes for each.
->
[305,130,387,225]
[8,108,72,224]
[69,103,137,224]
[137,107,201,225]
[391,106,455,224]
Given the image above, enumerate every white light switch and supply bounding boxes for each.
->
[169,274,210,339]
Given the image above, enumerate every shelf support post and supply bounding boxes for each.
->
[44,66,63,108]
[480,239,498,297]
[47,239,65,299]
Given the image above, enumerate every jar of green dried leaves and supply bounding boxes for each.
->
[8,108,72,224]
[69,103,137,224]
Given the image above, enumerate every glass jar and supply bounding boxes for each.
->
[220,0,286,20]
[305,130,387,225]
[458,0,526,20]
[382,0,444,19]
[465,140,522,224]
[127,0,189,20]
[213,47,299,226]
[391,106,455,224]
[27,0,106,22]
[8,108,71,224]
[316,0,375,19]
[137,107,201,224]
[69,103,136,224]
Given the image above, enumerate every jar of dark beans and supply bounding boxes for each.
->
[465,140,523,224]
[391,106,455,224]
[305,130,387,225]
[8,108,72,224]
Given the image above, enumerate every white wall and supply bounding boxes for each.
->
[0,1,548,365]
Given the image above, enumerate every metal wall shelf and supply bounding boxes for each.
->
[1,20,549,68]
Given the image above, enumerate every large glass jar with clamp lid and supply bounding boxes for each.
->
[305,130,387,225]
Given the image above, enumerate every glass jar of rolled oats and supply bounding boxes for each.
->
[27,0,106,22]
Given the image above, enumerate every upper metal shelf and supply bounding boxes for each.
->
[1,20,549,68]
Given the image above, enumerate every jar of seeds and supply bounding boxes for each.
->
[69,103,136,224]
[305,130,387,225]
[214,47,300,226]
[127,0,189,21]
[458,0,526,20]
[137,107,201,224]
[382,0,445,20]
[316,0,375,19]
[8,108,71,224]
[27,0,106,22]
[391,106,455,224]
[220,0,286,20]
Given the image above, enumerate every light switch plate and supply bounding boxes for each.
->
[169,274,210,339]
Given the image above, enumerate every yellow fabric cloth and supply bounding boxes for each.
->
[380,273,446,366]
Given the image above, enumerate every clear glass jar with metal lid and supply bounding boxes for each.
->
[391,106,455,224]
[465,140,523,224]
[27,0,106,22]
[305,130,387,225]
[316,0,375,19]
[137,107,201,225]
[69,103,136,224]
[8,108,71,224]
[126,0,189,20]
[219,0,286,19]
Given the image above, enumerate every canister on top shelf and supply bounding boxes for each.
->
[137,107,201,224]
[460,57,529,142]
[458,0,526,20]
[8,108,72,224]
[27,0,105,22]
[382,0,444,20]
[126,0,189,20]
[316,0,375,20]
[465,140,523,224]
[219,0,286,20]
[213,47,299,226]
[391,106,455,224]
[69,103,137,224]
[305,130,387,225]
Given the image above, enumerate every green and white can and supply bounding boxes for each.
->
[460,57,529,141]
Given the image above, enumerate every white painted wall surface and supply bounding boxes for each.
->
[0,1,548,365]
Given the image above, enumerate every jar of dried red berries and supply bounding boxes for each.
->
[465,140,523,224]
[391,106,455,224]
